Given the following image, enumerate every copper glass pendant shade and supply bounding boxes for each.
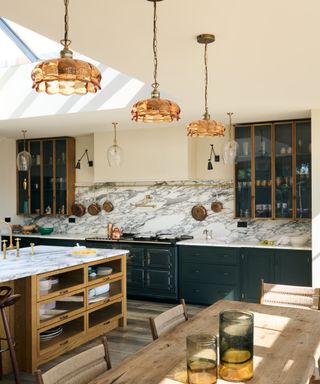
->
[131,0,181,122]
[187,34,225,137]
[31,0,101,96]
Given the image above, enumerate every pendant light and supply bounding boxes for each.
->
[131,0,181,122]
[17,130,32,171]
[31,0,101,96]
[107,122,123,167]
[223,112,239,164]
[187,34,225,137]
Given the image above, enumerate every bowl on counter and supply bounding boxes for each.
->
[289,234,309,247]
[38,227,54,235]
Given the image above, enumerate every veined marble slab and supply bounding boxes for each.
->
[0,245,129,283]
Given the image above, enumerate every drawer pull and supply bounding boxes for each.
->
[59,340,69,346]
[59,289,69,295]
[103,320,111,326]
[104,299,110,304]
[60,314,68,320]
[102,276,110,281]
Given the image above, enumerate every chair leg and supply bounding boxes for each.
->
[0,309,20,384]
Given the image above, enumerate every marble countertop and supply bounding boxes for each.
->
[0,245,129,283]
[176,238,312,251]
[2,233,311,251]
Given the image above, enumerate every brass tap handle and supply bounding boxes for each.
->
[30,242,35,256]
[15,238,21,257]
[2,240,7,259]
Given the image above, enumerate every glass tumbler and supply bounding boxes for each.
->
[186,334,217,384]
[219,310,254,382]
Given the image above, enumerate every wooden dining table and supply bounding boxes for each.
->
[90,300,320,384]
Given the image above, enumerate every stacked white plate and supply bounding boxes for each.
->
[40,326,63,341]
[97,266,112,276]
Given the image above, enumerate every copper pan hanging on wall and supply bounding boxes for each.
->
[191,204,207,221]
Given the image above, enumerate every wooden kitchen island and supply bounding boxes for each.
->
[0,245,128,373]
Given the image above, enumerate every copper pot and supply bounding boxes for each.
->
[71,202,86,217]
[111,227,122,240]
[211,201,223,213]
[191,204,207,221]
[88,202,101,216]
[103,200,114,213]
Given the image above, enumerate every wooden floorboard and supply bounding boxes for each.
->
[1,299,204,384]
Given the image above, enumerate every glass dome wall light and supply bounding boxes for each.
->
[17,129,32,171]
[223,112,239,164]
[107,122,123,167]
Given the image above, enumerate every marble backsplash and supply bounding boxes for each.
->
[22,180,311,242]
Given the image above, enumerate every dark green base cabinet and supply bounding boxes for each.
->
[241,248,312,302]
[179,246,241,305]
[179,245,312,305]
[85,241,178,301]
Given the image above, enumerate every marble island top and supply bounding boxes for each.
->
[0,245,129,283]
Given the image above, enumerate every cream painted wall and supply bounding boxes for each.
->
[92,127,232,182]
[94,127,194,182]
[311,110,320,287]
[75,135,94,184]
[0,138,23,226]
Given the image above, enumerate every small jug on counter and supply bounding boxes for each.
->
[111,227,122,240]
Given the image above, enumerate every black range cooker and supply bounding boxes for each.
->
[85,233,193,302]
[85,233,193,245]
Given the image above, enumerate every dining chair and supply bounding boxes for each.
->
[260,279,320,310]
[149,299,188,340]
[34,336,111,384]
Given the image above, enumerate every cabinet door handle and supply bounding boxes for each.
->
[59,289,69,295]
[103,298,110,304]
[103,320,111,326]
[223,272,229,276]
[59,340,69,346]
[59,314,68,320]
[194,270,200,273]
[193,289,200,293]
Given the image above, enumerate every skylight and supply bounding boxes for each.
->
[0,17,149,121]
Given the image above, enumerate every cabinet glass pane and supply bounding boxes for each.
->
[17,141,29,214]
[30,141,41,215]
[254,125,272,218]
[43,141,54,214]
[55,139,67,214]
[296,121,311,218]
[235,126,251,218]
[275,123,293,218]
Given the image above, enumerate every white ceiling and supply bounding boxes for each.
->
[1,0,320,138]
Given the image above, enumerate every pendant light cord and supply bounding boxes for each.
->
[227,112,233,141]
[204,43,209,119]
[60,0,71,49]
[112,122,118,146]
[152,0,159,92]
[22,130,27,152]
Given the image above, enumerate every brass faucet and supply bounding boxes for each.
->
[0,220,15,250]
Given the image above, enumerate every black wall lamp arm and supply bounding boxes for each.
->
[75,149,93,169]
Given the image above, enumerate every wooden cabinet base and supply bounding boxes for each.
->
[7,254,127,373]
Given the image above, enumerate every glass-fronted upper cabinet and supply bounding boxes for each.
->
[235,119,311,220]
[254,124,272,218]
[16,137,75,216]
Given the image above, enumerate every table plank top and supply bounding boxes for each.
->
[90,300,320,384]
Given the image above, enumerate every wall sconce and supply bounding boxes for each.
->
[208,144,220,170]
[75,149,93,169]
